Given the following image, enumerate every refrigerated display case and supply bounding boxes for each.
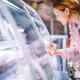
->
[0,0,54,80]
[7,0,70,80]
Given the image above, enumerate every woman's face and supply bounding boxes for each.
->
[53,8,69,25]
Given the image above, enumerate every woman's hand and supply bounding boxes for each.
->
[45,44,56,55]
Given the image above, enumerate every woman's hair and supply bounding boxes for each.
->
[53,0,80,13]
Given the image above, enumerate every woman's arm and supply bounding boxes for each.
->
[55,46,79,58]
[55,22,80,58]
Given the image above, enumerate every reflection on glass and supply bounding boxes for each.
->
[32,17,51,41]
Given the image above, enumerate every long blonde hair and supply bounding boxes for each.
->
[53,0,80,14]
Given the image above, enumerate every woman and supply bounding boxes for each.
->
[46,0,80,66]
